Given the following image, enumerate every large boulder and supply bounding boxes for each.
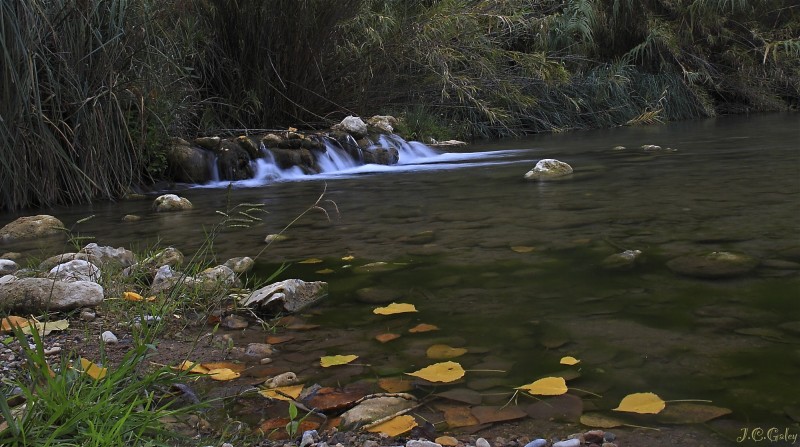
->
[362,147,400,165]
[217,141,254,181]
[167,142,215,183]
[367,115,398,134]
[333,116,368,139]
[240,279,328,313]
[0,215,64,241]
[154,194,193,212]
[267,147,317,173]
[38,253,90,271]
[666,251,759,278]
[0,277,104,312]
[524,159,573,181]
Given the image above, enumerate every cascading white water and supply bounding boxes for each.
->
[317,140,360,172]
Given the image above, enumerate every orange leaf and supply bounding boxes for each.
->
[176,360,210,374]
[0,316,30,332]
[123,291,144,301]
[259,384,304,401]
[80,358,107,380]
[409,323,439,333]
[375,333,401,343]
[266,335,294,344]
[201,361,246,373]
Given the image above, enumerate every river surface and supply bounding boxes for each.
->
[2,113,799,438]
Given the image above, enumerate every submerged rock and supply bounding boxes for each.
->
[0,215,64,241]
[241,279,328,313]
[602,249,643,270]
[524,159,573,181]
[667,251,758,278]
[154,194,193,212]
[340,394,417,427]
[0,278,104,312]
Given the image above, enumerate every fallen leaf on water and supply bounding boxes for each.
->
[80,358,107,380]
[304,387,366,412]
[259,384,304,401]
[378,377,414,393]
[320,354,358,367]
[439,404,479,428]
[613,392,665,414]
[286,323,319,330]
[560,356,580,365]
[176,360,210,374]
[656,403,731,424]
[426,344,467,360]
[580,412,625,428]
[407,361,465,383]
[299,258,324,264]
[510,246,536,253]
[517,377,568,396]
[366,414,417,436]
[341,255,355,261]
[408,323,439,333]
[375,333,401,343]
[266,335,294,344]
[373,302,417,315]
[201,361,246,373]
[0,316,30,332]
[316,268,335,274]
[207,368,240,381]
[471,405,528,424]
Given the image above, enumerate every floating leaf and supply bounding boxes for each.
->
[305,387,367,412]
[657,403,731,424]
[316,268,335,274]
[320,354,359,367]
[259,384,304,401]
[580,413,625,428]
[341,255,355,261]
[613,392,666,414]
[409,323,439,333]
[440,404,479,428]
[286,323,319,330]
[407,361,465,383]
[366,414,417,436]
[511,246,536,253]
[80,358,107,380]
[0,316,30,332]
[299,258,323,264]
[373,302,418,315]
[560,356,580,365]
[426,344,467,360]
[176,360,210,374]
[375,333,401,343]
[202,361,246,373]
[207,368,240,381]
[378,377,414,393]
[266,335,294,344]
[517,377,568,396]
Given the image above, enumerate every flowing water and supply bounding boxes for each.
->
[2,113,799,437]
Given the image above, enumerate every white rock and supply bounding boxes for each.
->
[0,278,103,312]
[153,194,193,212]
[340,395,417,427]
[264,372,298,388]
[240,279,328,313]
[0,260,18,276]
[334,116,368,138]
[524,159,573,181]
[407,441,442,447]
[476,438,491,447]
[101,331,118,344]
[49,259,101,283]
[552,440,580,447]
[81,243,136,268]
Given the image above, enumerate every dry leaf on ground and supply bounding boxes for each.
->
[80,358,107,380]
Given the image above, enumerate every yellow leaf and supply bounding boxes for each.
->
[0,316,30,332]
[207,368,241,381]
[341,255,355,261]
[373,302,418,315]
[80,358,107,380]
[259,384,305,401]
[201,361,246,373]
[366,414,417,436]
[320,354,359,367]
[123,291,144,301]
[375,333,401,343]
[406,361,465,383]
[516,377,568,396]
[31,319,69,336]
[511,246,536,253]
[176,360,210,374]
[299,258,323,264]
[426,344,468,360]
[613,392,666,414]
[316,268,335,274]
[408,323,439,333]
[560,356,580,365]
[435,436,460,446]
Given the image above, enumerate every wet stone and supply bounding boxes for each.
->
[355,287,403,304]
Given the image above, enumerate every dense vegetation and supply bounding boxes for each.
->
[1,0,798,210]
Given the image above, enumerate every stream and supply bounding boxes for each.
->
[1,113,798,437]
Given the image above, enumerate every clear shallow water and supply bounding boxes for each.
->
[2,113,799,434]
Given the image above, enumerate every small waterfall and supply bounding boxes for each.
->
[376,134,439,163]
[208,155,220,182]
[317,140,360,172]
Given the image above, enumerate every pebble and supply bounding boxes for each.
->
[363,441,379,447]
[300,430,319,447]
[101,331,118,344]
[407,440,442,447]
[43,346,61,355]
[476,438,491,447]
[221,314,249,330]
[260,357,273,365]
[80,309,96,321]
[552,440,580,447]
[524,440,547,447]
